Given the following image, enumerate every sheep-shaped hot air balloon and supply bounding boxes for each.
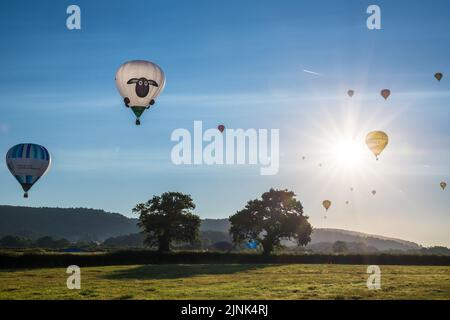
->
[115,60,166,125]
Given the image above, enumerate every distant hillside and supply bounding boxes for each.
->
[0,205,425,252]
[200,219,231,233]
[309,228,421,252]
[0,206,139,241]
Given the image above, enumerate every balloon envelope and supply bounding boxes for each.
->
[246,240,258,250]
[372,190,377,195]
[347,90,354,98]
[322,200,331,211]
[218,125,225,133]
[380,89,391,100]
[6,144,51,198]
[115,60,165,124]
[366,131,389,160]
[435,73,443,82]
[441,181,447,190]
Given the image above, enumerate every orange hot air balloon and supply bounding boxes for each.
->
[217,125,225,133]
[380,89,391,100]
[440,181,447,190]
[435,73,443,82]
[347,90,354,98]
[322,200,331,211]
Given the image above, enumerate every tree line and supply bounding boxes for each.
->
[133,188,313,255]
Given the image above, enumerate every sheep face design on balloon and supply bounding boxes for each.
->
[115,60,165,125]
[127,77,159,98]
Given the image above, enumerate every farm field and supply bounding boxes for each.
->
[1,264,449,300]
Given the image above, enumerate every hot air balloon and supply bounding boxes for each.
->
[441,181,447,190]
[347,90,354,98]
[115,60,165,125]
[435,73,443,82]
[350,187,354,192]
[345,201,349,205]
[372,190,377,196]
[218,125,225,133]
[380,89,391,100]
[6,144,51,198]
[366,131,389,160]
[322,200,331,211]
[246,240,258,250]
[302,156,306,160]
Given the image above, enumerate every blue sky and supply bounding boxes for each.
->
[0,0,449,246]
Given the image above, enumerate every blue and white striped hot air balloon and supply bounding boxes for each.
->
[6,143,51,198]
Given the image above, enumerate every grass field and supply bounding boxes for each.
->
[1,264,449,300]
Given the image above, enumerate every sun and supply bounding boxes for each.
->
[333,138,365,169]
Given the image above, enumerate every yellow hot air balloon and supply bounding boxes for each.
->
[435,73,443,82]
[347,90,354,98]
[440,181,447,190]
[380,89,391,100]
[366,131,389,160]
[322,200,331,211]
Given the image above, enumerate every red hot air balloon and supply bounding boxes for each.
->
[218,125,225,133]
[380,89,391,100]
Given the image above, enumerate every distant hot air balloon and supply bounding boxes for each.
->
[302,156,306,160]
[246,240,258,250]
[366,131,389,160]
[6,144,51,198]
[322,200,331,211]
[435,73,443,82]
[218,125,225,133]
[380,89,391,100]
[441,181,447,190]
[345,201,349,205]
[372,190,377,196]
[115,60,165,125]
[350,187,354,192]
[347,90,355,98]
[319,163,323,167]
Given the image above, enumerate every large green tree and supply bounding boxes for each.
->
[229,188,313,255]
[133,192,201,252]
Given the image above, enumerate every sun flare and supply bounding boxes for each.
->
[333,139,365,169]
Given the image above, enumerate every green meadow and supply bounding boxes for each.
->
[1,264,449,300]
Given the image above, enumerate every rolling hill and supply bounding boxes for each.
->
[0,205,424,252]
